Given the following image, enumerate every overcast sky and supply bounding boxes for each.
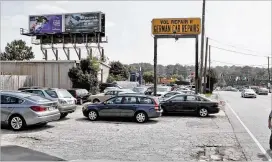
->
[1,1,271,67]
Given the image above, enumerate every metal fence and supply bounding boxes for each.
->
[0,75,33,90]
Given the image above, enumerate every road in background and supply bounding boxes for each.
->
[218,91,272,160]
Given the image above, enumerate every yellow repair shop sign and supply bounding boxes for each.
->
[152,18,201,35]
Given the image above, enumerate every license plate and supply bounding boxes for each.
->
[48,107,55,111]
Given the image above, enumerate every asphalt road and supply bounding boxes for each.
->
[218,91,272,161]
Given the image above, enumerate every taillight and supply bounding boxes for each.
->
[30,106,47,112]
[154,99,159,110]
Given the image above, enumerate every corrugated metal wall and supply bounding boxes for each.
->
[0,75,33,90]
[0,61,77,89]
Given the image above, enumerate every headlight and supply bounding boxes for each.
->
[58,99,67,104]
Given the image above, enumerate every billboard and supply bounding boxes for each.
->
[29,15,62,34]
[64,12,101,33]
[152,18,201,35]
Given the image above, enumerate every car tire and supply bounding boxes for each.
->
[60,113,68,119]
[92,99,100,103]
[88,110,98,121]
[79,99,83,105]
[198,108,209,117]
[9,115,26,131]
[135,111,148,123]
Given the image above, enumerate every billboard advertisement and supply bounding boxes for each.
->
[64,12,101,33]
[152,18,201,35]
[29,15,62,34]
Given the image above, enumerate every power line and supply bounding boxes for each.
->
[211,60,268,67]
[210,45,270,58]
[209,37,271,56]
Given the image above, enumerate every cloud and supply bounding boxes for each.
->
[35,4,67,14]
[106,21,116,28]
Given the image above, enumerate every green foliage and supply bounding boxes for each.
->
[109,61,129,81]
[171,74,184,81]
[0,39,34,60]
[68,58,99,94]
[143,71,154,83]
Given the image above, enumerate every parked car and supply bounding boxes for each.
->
[160,94,220,117]
[1,91,60,130]
[103,87,119,93]
[67,88,91,105]
[241,89,257,98]
[88,89,134,103]
[21,88,77,118]
[99,83,122,93]
[151,86,172,96]
[132,86,148,94]
[256,87,269,95]
[82,94,162,123]
[18,86,45,91]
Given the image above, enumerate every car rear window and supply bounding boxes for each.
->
[26,95,51,102]
[45,90,59,98]
[57,89,73,98]
[138,97,154,104]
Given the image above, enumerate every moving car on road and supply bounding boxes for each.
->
[256,87,269,95]
[67,88,91,105]
[22,88,77,118]
[82,94,162,123]
[1,91,60,131]
[160,94,220,117]
[241,89,257,98]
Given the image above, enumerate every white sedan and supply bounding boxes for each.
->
[241,89,257,98]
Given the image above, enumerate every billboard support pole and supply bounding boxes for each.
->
[40,36,48,60]
[62,35,70,60]
[71,34,81,60]
[50,35,58,60]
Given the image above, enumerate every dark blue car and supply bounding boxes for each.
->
[82,94,162,123]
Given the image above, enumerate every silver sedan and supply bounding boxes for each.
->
[1,91,60,131]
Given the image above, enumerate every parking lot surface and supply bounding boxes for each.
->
[1,106,246,161]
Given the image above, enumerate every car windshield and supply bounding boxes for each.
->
[57,89,73,98]
[26,95,51,102]
[44,90,59,98]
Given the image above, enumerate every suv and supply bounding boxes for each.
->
[67,89,91,105]
[22,88,77,118]
[99,83,122,93]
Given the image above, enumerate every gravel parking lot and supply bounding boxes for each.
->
[1,106,246,161]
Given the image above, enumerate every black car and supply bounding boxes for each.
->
[99,83,122,93]
[160,94,219,117]
[67,89,90,105]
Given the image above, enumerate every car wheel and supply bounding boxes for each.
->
[60,113,68,119]
[88,110,98,121]
[93,99,100,103]
[79,99,83,105]
[198,108,209,117]
[135,111,148,123]
[9,115,26,131]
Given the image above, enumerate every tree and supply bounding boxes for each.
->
[68,57,99,94]
[206,68,218,93]
[0,40,34,60]
[143,71,154,83]
[109,61,129,81]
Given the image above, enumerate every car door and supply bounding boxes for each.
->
[183,95,198,112]
[169,95,186,112]
[99,96,123,117]
[0,95,24,123]
[119,96,138,117]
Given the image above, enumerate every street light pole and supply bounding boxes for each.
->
[199,0,206,94]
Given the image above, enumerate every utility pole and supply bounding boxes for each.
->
[208,45,211,91]
[268,56,271,84]
[199,0,206,94]
[203,37,209,93]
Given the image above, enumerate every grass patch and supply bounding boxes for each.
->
[204,93,212,97]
